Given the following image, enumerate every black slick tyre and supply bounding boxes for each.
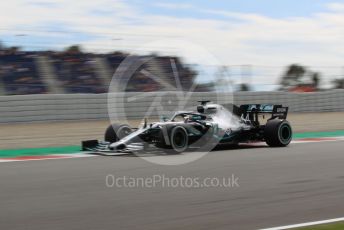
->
[170,126,189,153]
[104,124,132,143]
[264,119,292,147]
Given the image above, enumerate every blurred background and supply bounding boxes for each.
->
[0,42,343,95]
[1,0,344,95]
[0,46,206,94]
[1,0,344,149]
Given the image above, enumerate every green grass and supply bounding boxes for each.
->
[293,222,344,229]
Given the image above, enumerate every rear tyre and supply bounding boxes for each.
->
[265,119,292,147]
[104,124,132,143]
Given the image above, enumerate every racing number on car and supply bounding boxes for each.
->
[241,113,250,122]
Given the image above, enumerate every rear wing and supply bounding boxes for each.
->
[224,103,289,120]
[239,104,289,120]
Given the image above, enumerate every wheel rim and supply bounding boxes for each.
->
[279,124,292,144]
[117,126,132,139]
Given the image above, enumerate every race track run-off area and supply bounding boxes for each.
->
[0,131,343,230]
[0,130,344,162]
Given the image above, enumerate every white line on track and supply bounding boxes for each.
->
[259,217,344,230]
[293,136,344,144]
[0,153,95,163]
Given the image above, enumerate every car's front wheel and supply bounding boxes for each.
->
[104,124,132,143]
[170,126,189,153]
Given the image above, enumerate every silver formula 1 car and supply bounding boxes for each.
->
[82,101,292,155]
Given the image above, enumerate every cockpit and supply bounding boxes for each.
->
[171,112,207,123]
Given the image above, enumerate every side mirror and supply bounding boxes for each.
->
[143,118,147,128]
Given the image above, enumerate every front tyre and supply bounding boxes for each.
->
[170,126,189,153]
[265,119,292,147]
[104,124,132,143]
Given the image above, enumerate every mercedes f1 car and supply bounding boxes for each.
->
[82,101,292,155]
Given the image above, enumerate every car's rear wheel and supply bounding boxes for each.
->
[265,119,292,147]
[104,124,132,143]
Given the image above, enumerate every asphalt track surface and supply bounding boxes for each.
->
[0,141,343,230]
